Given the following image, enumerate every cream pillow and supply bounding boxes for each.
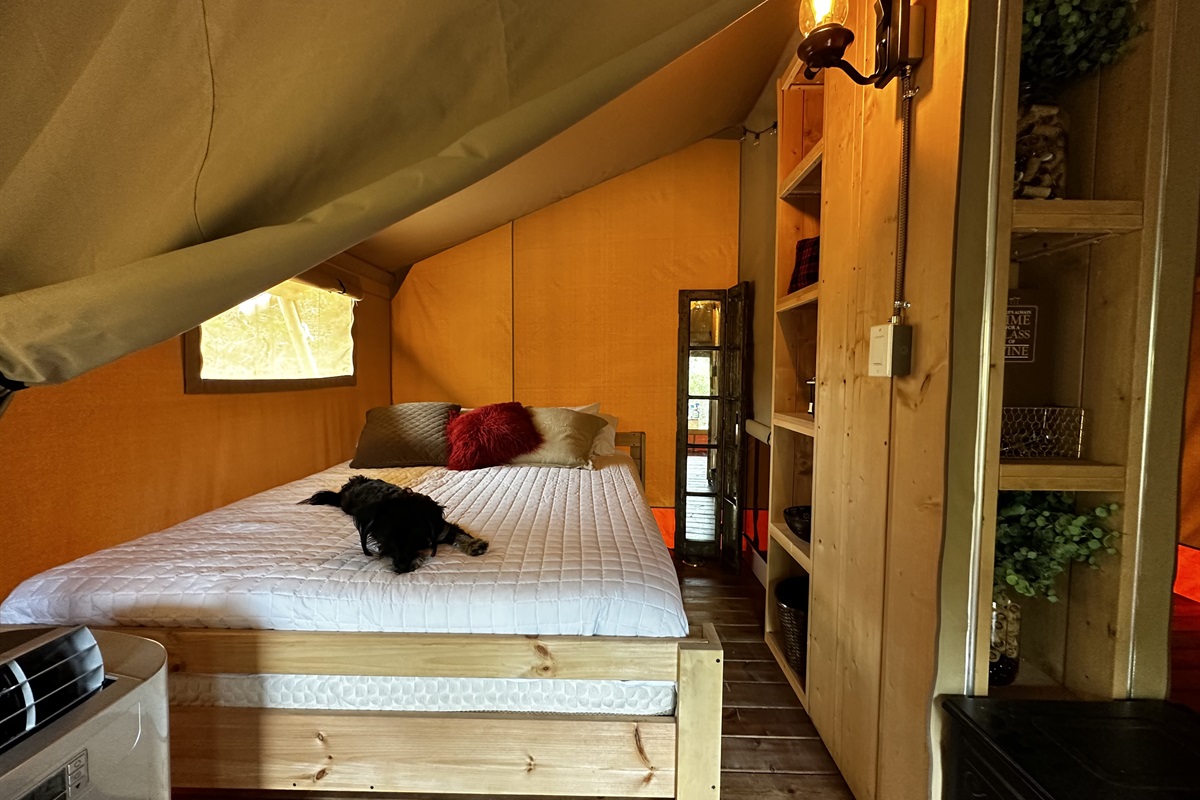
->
[511,408,608,468]
[592,412,619,456]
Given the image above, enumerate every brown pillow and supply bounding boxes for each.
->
[511,408,608,469]
[350,402,460,468]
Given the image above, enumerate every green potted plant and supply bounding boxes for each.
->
[990,490,1119,686]
[1015,0,1145,198]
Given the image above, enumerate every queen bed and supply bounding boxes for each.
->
[1,432,723,798]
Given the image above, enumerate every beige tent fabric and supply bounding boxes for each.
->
[0,0,760,388]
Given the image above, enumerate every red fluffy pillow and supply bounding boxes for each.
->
[446,402,542,470]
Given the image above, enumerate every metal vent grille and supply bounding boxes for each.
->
[0,627,104,755]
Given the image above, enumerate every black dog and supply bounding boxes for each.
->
[300,476,488,574]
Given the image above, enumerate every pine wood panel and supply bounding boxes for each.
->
[170,707,677,796]
[804,0,861,777]
[391,223,514,408]
[876,3,970,796]
[0,289,391,602]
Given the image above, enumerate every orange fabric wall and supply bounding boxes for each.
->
[391,139,740,507]
[391,225,513,407]
[1181,280,1200,549]
[0,290,391,601]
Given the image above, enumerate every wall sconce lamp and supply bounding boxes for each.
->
[796,0,924,87]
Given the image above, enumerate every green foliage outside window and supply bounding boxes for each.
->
[200,282,354,381]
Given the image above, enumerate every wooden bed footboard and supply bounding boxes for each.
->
[115,623,723,798]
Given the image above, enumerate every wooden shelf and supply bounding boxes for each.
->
[765,632,809,710]
[998,459,1126,492]
[1010,199,1143,261]
[768,522,812,572]
[778,141,823,199]
[773,412,815,437]
[775,284,819,312]
[987,659,1079,702]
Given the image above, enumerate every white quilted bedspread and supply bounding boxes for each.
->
[1,456,687,638]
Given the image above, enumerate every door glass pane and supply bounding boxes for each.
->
[686,398,719,445]
[686,447,719,492]
[688,351,720,397]
[683,495,717,543]
[689,300,722,346]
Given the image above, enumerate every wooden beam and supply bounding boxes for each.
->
[997,460,1126,492]
[113,628,681,681]
[170,707,677,796]
[1010,199,1143,234]
[325,251,398,291]
[675,623,723,800]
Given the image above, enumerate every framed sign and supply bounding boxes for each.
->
[1005,303,1037,362]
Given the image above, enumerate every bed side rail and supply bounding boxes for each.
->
[106,626,720,683]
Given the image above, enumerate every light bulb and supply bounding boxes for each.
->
[798,0,850,38]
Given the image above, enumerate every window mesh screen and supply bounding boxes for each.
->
[199,280,355,381]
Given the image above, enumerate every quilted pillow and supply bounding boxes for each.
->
[447,402,542,470]
[350,402,460,468]
[511,408,609,469]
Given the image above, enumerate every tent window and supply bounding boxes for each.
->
[184,279,356,393]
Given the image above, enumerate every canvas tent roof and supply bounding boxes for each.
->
[0,0,786,404]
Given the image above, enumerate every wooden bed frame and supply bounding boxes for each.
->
[119,624,723,797]
[113,431,724,797]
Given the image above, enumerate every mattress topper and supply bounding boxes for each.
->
[1,456,687,638]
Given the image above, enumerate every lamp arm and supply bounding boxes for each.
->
[831,58,877,85]
[803,59,879,86]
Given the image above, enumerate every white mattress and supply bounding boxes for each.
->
[170,674,676,716]
[2,455,685,715]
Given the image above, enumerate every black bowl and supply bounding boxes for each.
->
[783,505,812,541]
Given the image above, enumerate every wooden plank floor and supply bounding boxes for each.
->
[678,559,854,800]
[179,558,853,800]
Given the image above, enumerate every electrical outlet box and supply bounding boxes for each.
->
[868,323,913,377]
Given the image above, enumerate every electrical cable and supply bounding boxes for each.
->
[894,64,917,323]
[739,122,778,145]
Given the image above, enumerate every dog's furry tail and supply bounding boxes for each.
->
[445,522,470,539]
[299,490,342,507]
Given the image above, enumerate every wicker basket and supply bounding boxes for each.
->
[774,576,809,677]
[1000,406,1085,460]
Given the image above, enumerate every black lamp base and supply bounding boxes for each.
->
[797,23,856,71]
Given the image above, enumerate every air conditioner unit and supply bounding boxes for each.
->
[0,626,169,800]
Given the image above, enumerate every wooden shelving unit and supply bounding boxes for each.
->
[764,64,823,710]
[773,411,815,437]
[778,140,823,199]
[775,283,819,313]
[966,0,1191,705]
